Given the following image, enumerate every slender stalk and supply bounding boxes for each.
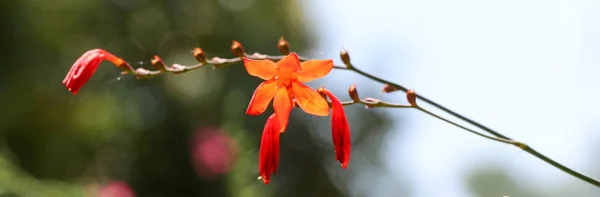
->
[415,106,524,146]
[126,51,600,188]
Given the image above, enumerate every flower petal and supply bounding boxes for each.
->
[291,81,329,116]
[259,113,280,185]
[242,58,277,80]
[62,49,106,94]
[273,87,293,133]
[246,80,278,115]
[276,53,301,75]
[319,88,351,169]
[297,60,333,82]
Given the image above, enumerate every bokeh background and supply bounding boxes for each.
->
[1,0,600,196]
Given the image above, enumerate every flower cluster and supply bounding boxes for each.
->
[62,44,352,185]
[242,53,351,184]
[60,37,600,188]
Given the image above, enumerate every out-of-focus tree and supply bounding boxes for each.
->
[0,0,398,197]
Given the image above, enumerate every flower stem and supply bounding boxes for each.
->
[340,65,600,187]
[127,51,600,188]
[415,106,524,146]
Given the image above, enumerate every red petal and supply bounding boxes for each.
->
[291,80,329,116]
[320,88,351,169]
[276,53,302,76]
[242,58,277,80]
[297,60,333,82]
[273,87,293,133]
[62,49,106,94]
[259,113,280,185]
[246,80,278,115]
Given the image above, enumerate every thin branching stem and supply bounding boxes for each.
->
[125,50,600,187]
[415,106,524,146]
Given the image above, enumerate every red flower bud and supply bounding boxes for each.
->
[382,84,400,93]
[62,49,126,94]
[193,48,207,64]
[259,113,281,185]
[340,49,351,65]
[277,37,290,55]
[348,84,359,102]
[407,89,417,106]
[151,55,167,71]
[318,87,351,169]
[231,41,245,57]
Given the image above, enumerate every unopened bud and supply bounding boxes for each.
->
[151,55,167,71]
[231,40,245,57]
[348,84,359,102]
[340,49,351,65]
[406,89,417,106]
[193,48,207,63]
[117,61,134,75]
[317,87,327,99]
[382,84,400,93]
[278,37,290,55]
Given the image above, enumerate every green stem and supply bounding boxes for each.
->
[127,51,600,188]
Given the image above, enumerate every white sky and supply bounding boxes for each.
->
[303,0,600,196]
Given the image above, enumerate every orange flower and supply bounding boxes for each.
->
[243,53,333,132]
[318,87,351,169]
[259,113,280,185]
[62,49,127,94]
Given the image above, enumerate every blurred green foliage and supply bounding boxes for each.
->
[0,0,394,196]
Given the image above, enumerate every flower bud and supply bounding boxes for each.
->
[317,87,327,99]
[117,61,135,75]
[406,89,417,106]
[193,48,207,63]
[151,55,167,71]
[382,84,400,93]
[348,84,359,102]
[231,41,245,57]
[340,49,351,65]
[277,37,290,55]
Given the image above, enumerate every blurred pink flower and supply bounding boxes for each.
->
[191,127,239,180]
[98,181,135,197]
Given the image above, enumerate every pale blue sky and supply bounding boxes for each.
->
[303,0,600,196]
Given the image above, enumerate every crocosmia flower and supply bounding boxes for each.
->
[62,49,126,94]
[318,87,351,169]
[243,53,333,132]
[259,113,280,184]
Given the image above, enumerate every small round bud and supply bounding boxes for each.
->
[317,87,328,100]
[406,89,417,106]
[193,48,207,63]
[117,61,134,75]
[348,84,359,102]
[231,40,245,57]
[278,37,290,55]
[151,55,167,71]
[382,84,400,93]
[340,49,351,65]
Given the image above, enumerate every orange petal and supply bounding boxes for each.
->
[291,80,329,116]
[320,88,351,169]
[297,60,333,82]
[276,53,302,75]
[243,58,277,80]
[273,87,293,133]
[246,80,278,115]
[259,113,280,184]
